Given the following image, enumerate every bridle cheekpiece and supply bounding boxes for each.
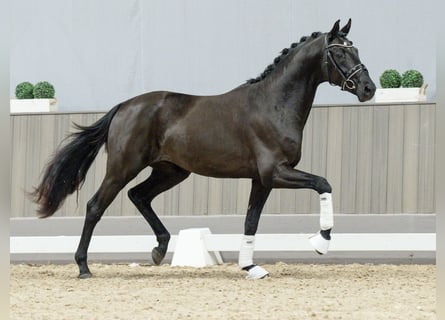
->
[324,35,367,91]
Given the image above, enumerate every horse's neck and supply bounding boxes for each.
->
[260,48,325,129]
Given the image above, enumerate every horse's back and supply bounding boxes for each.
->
[106,89,256,178]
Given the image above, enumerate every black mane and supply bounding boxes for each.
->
[247,32,322,84]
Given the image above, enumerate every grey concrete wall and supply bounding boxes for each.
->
[10,0,436,110]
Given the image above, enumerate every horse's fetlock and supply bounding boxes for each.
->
[85,212,101,223]
[157,233,170,244]
[75,253,86,264]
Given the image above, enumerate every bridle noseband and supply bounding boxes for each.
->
[324,35,367,91]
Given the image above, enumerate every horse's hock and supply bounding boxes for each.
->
[11,102,435,218]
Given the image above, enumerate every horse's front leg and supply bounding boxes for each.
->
[271,165,334,254]
[240,180,271,279]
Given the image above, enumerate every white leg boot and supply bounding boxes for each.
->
[238,235,269,279]
[309,193,333,255]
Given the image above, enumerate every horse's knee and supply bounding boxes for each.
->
[314,176,332,194]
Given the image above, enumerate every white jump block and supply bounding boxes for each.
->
[171,228,223,267]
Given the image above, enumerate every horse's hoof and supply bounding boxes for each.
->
[152,247,165,265]
[309,231,330,255]
[244,265,269,280]
[78,272,92,279]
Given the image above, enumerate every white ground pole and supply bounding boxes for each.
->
[10,214,436,268]
[10,233,435,255]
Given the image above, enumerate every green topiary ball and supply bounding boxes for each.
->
[401,70,423,88]
[15,82,34,99]
[379,69,402,88]
[33,81,55,99]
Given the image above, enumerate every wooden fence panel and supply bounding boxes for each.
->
[11,103,436,217]
[403,105,420,212]
[371,107,389,214]
[386,105,405,212]
[340,107,358,213]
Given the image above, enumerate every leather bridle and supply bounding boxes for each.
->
[324,35,367,91]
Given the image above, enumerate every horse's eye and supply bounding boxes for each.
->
[334,50,344,58]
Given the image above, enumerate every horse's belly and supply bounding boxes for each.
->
[160,137,255,178]
[188,159,255,178]
[172,151,255,178]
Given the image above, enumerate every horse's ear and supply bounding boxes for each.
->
[328,20,341,40]
[341,18,352,35]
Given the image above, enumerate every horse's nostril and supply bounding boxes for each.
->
[364,85,376,96]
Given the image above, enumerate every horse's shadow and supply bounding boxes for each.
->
[79,264,350,281]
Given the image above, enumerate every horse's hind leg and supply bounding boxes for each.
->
[74,173,130,278]
[128,163,190,265]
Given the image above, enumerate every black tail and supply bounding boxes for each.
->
[32,104,122,218]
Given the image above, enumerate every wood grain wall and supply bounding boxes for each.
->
[11,103,435,217]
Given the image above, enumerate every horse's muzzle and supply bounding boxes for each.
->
[357,81,376,102]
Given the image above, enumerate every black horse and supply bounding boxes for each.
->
[33,19,375,279]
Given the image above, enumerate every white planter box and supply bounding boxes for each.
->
[375,87,427,103]
[10,98,58,113]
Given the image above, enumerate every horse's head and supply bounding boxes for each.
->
[324,19,376,102]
